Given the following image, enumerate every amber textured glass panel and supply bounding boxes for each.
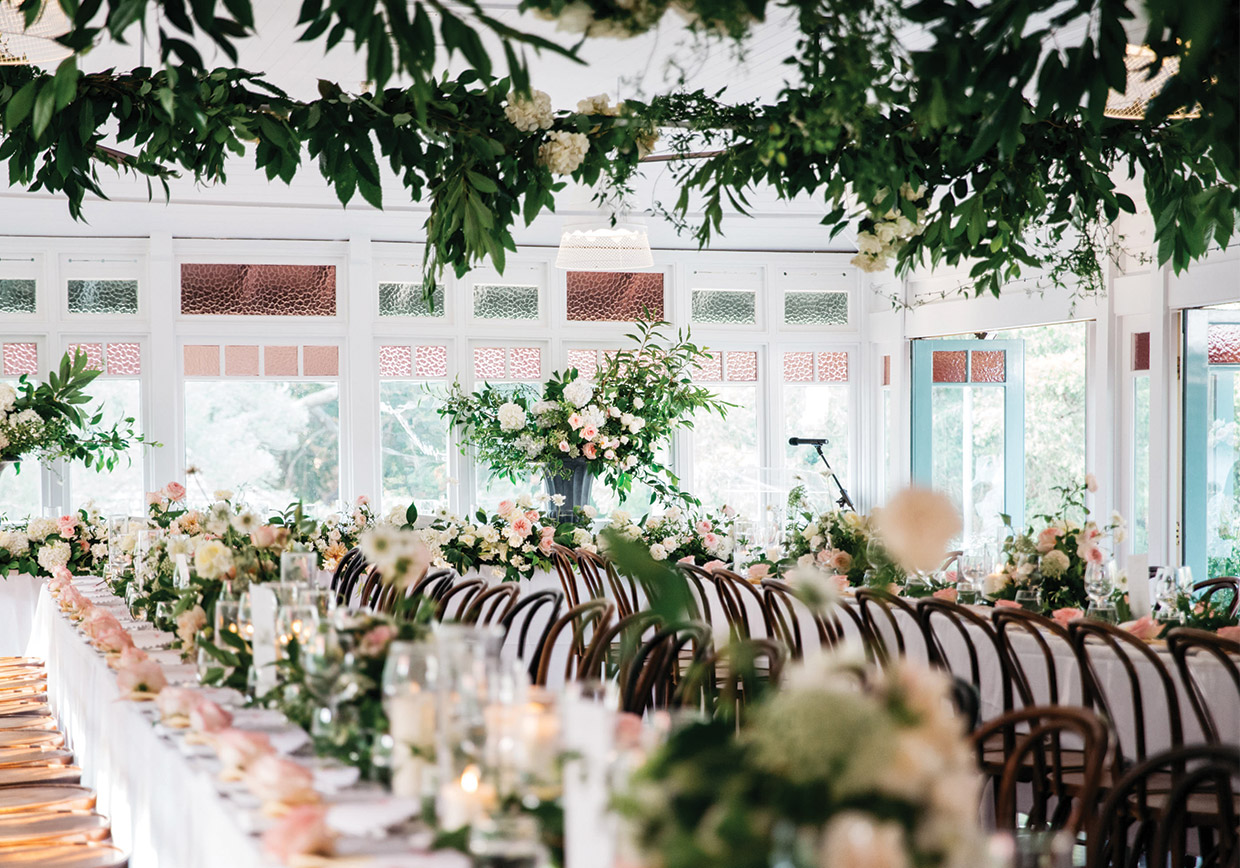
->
[106,343,141,376]
[970,350,1006,383]
[180,264,336,316]
[379,346,413,378]
[415,345,448,378]
[509,347,541,380]
[0,279,35,313]
[2,342,37,376]
[783,352,813,382]
[932,350,967,383]
[379,282,445,317]
[183,345,220,376]
[565,272,664,321]
[1207,325,1240,365]
[67,343,103,371]
[264,346,299,376]
[694,351,723,382]
[567,349,599,376]
[474,347,506,380]
[303,346,339,377]
[817,352,849,382]
[224,345,260,376]
[783,291,847,325]
[1132,332,1150,372]
[67,279,138,314]
[691,289,755,324]
[883,354,891,386]
[473,284,539,320]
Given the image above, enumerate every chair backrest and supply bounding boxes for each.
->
[1165,627,1240,744]
[917,598,1006,715]
[534,599,615,687]
[705,638,787,722]
[330,548,361,594]
[970,704,1110,837]
[762,579,807,658]
[1193,576,1239,619]
[336,551,371,606]
[390,568,453,621]
[580,610,663,679]
[711,568,772,640]
[1069,620,1184,765]
[357,565,385,611]
[499,589,563,681]
[991,608,1073,712]
[435,579,486,621]
[597,551,644,619]
[622,621,712,715]
[854,588,923,664]
[1090,743,1239,868]
[461,583,521,627]
[571,547,608,601]
[675,564,717,625]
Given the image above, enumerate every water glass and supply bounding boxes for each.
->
[215,598,242,642]
[266,581,301,607]
[382,641,437,800]
[275,604,319,657]
[468,814,547,868]
[1086,601,1119,624]
[296,587,334,619]
[134,528,163,592]
[281,550,318,586]
[107,515,129,568]
[236,592,256,640]
[1014,589,1042,612]
[1084,562,1113,608]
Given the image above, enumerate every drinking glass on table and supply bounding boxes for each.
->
[275,603,319,658]
[280,549,318,587]
[1014,589,1042,612]
[107,514,129,570]
[382,640,437,800]
[1085,562,1117,622]
[296,587,334,620]
[468,814,547,868]
[957,552,989,604]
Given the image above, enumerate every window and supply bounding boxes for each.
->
[67,279,138,315]
[881,354,894,499]
[690,351,761,517]
[1,342,41,520]
[783,351,851,505]
[471,345,544,508]
[65,343,145,515]
[473,284,539,320]
[379,345,451,514]
[565,271,664,321]
[0,279,36,314]
[1131,332,1151,553]
[182,344,341,515]
[379,282,445,318]
[180,264,336,316]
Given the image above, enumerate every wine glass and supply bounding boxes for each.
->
[957,551,989,604]
[296,587,334,620]
[1085,562,1117,622]
[275,603,319,658]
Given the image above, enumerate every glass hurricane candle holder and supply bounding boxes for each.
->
[280,550,318,587]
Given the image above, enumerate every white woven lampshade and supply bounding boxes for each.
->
[0,0,72,65]
[555,222,654,271]
[1104,44,1200,121]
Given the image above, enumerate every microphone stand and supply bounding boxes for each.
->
[811,443,856,512]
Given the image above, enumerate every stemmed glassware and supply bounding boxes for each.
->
[381,641,437,801]
[957,549,991,605]
[1085,561,1117,622]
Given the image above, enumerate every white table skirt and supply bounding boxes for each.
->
[1,571,44,657]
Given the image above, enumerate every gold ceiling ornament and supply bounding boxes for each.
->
[1103,44,1201,121]
[0,0,72,66]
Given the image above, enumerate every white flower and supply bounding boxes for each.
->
[856,231,885,256]
[571,528,592,547]
[983,571,1010,597]
[498,401,527,432]
[819,813,911,868]
[562,378,594,408]
[580,505,597,519]
[1085,473,1098,493]
[1039,549,1070,578]
[649,543,668,561]
[0,529,30,556]
[90,543,108,560]
[551,494,566,507]
[0,383,15,413]
[503,89,554,132]
[37,540,72,571]
[175,605,207,648]
[576,94,620,116]
[230,512,260,534]
[874,487,961,574]
[11,409,41,429]
[26,517,57,541]
[610,509,632,526]
[213,489,234,501]
[0,431,8,452]
[538,131,590,175]
[194,540,234,580]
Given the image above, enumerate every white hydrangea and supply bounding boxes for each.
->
[0,529,30,555]
[37,540,72,571]
[0,383,15,413]
[504,90,554,132]
[515,434,542,458]
[498,401,527,432]
[538,131,590,175]
[579,405,606,430]
[26,517,57,541]
[572,528,592,547]
[576,94,621,116]
[562,378,594,408]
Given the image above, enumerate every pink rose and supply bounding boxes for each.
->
[146,491,167,508]
[1216,625,1240,642]
[677,555,695,565]
[567,413,583,430]
[816,549,833,565]
[831,550,853,572]
[116,659,167,695]
[355,495,369,506]
[747,563,771,582]
[525,510,539,523]
[212,729,274,775]
[703,560,727,574]
[1121,615,1160,641]
[51,565,73,583]
[250,525,280,549]
[190,700,234,734]
[995,599,1022,609]
[581,425,598,440]
[582,443,598,459]
[932,587,958,603]
[538,527,555,555]
[95,625,135,655]
[244,754,319,806]
[696,520,713,534]
[1085,546,1105,565]
[511,517,533,538]
[118,646,150,668]
[703,533,719,547]
[358,625,397,657]
[156,687,202,723]
[57,515,79,538]
[722,505,737,518]
[1052,607,1084,627]
[558,440,570,452]
[1036,527,1062,554]
[262,805,333,864]
[497,500,515,517]
[163,482,187,502]
[830,575,851,594]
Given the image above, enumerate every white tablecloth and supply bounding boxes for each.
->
[1,571,43,656]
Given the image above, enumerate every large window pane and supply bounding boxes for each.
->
[1,379,40,521]
[70,379,144,515]
[931,385,1006,543]
[692,385,760,517]
[184,381,340,514]
[380,382,449,514]
[1206,369,1239,577]
[783,383,850,498]
[1132,376,1150,553]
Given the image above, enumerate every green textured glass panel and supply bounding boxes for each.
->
[0,279,35,313]
[379,282,445,317]
[474,284,538,320]
[784,290,848,325]
[691,289,756,324]
[67,279,138,314]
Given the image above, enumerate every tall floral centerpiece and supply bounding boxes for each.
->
[439,317,730,516]
[0,350,147,478]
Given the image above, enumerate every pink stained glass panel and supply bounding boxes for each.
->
[474,347,506,380]
[303,345,339,377]
[932,350,967,383]
[565,272,664,322]
[264,346,299,376]
[106,343,141,376]
[783,352,813,382]
[725,351,758,382]
[970,350,1006,383]
[180,264,336,316]
[68,343,103,372]
[3,342,37,376]
[1208,324,1240,365]
[817,351,849,383]
[224,345,260,377]
[379,346,412,378]
[567,349,599,377]
[1133,332,1150,372]
[694,351,723,382]
[183,345,219,377]
[509,347,541,380]
[415,345,448,379]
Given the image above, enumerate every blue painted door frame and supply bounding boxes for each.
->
[911,339,1026,531]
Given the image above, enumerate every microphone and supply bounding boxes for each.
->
[788,436,828,446]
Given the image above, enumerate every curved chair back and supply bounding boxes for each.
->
[570,547,608,601]
[534,599,614,687]
[623,621,711,715]
[1165,627,1240,744]
[330,548,362,595]
[1193,576,1239,619]
[499,589,563,681]
[435,579,486,622]
[854,588,922,664]
[918,597,1006,715]
[675,563,718,625]
[711,568,772,640]
[991,608,1073,712]
[461,584,521,627]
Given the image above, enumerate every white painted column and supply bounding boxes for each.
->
[146,233,179,491]
[346,234,377,504]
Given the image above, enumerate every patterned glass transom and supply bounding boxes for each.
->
[379,282,445,318]
[783,290,848,325]
[180,264,336,316]
[565,272,664,322]
[1208,325,1240,365]
[473,347,541,381]
[782,351,848,382]
[473,284,539,320]
[67,279,138,315]
[0,279,36,313]
[1,342,38,376]
[691,289,756,324]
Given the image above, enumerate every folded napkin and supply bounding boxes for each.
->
[326,797,419,836]
[313,764,361,795]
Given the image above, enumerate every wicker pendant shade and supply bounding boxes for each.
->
[0,0,71,65]
[555,221,654,271]
[1103,44,1200,121]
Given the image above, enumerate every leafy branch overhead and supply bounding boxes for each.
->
[0,0,1236,299]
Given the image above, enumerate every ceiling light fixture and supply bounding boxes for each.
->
[1103,44,1200,121]
[0,0,72,66]
[555,220,654,271]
